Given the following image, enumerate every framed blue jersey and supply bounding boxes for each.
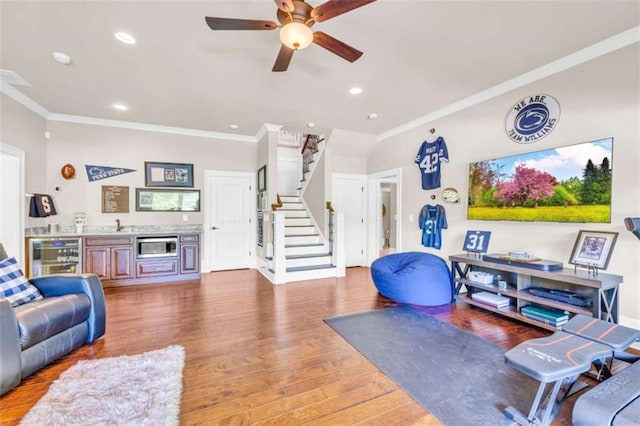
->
[415,136,449,190]
[419,204,447,249]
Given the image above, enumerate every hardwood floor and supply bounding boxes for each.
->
[2,267,587,425]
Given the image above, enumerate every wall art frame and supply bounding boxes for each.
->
[135,188,200,212]
[569,229,618,270]
[257,165,267,193]
[145,161,194,187]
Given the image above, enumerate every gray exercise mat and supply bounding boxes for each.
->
[325,305,539,426]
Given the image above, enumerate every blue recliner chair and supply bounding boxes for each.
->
[0,243,106,395]
[371,252,452,306]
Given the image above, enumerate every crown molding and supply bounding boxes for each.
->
[0,81,50,119]
[46,113,257,142]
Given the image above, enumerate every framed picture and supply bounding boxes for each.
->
[145,162,194,187]
[257,165,267,193]
[569,230,618,270]
[257,212,264,247]
[135,188,200,212]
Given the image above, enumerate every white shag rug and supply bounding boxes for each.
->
[20,345,185,426]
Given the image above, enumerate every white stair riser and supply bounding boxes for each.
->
[285,267,337,282]
[279,196,300,203]
[286,255,332,268]
[285,235,321,245]
[285,245,326,256]
[285,226,315,235]
[281,210,308,217]
[281,202,303,210]
[285,218,313,226]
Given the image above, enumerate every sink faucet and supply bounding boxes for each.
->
[116,219,124,232]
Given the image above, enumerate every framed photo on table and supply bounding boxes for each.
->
[569,230,618,270]
[145,162,194,187]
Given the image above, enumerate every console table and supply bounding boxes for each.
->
[449,253,623,331]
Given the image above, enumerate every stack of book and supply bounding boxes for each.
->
[520,305,569,328]
[471,291,510,309]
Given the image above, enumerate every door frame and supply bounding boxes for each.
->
[1,142,26,267]
[332,173,367,267]
[367,168,402,265]
[203,170,256,272]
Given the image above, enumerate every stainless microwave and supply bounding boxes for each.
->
[136,236,177,259]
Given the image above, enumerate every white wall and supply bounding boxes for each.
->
[276,147,299,195]
[0,94,47,229]
[328,128,378,174]
[368,45,640,326]
[43,120,257,228]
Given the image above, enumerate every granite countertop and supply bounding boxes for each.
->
[26,224,203,238]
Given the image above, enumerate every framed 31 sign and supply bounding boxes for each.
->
[463,231,491,253]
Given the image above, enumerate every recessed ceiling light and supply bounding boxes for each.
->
[112,104,128,111]
[306,122,315,128]
[51,51,72,65]
[114,32,136,45]
[349,87,363,95]
[367,113,378,120]
[229,124,239,130]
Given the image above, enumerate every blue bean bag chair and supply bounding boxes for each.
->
[371,252,452,306]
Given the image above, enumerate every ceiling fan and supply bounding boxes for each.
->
[205,0,377,72]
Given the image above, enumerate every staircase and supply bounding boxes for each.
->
[270,194,338,282]
[260,133,345,284]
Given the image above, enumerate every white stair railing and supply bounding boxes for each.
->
[331,211,346,277]
[272,211,286,284]
[298,135,324,194]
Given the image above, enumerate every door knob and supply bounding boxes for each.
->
[211,226,219,230]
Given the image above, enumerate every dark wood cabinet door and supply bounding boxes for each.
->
[110,247,134,279]
[84,247,109,279]
[180,244,200,274]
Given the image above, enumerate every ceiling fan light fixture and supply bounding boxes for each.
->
[279,22,313,50]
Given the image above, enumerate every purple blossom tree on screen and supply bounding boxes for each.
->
[495,164,556,207]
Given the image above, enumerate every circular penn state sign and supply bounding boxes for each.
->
[506,94,560,144]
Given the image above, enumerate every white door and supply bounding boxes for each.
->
[205,171,254,271]
[332,174,366,266]
[0,143,25,267]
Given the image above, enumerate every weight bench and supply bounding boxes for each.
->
[573,360,640,426]
[503,314,640,426]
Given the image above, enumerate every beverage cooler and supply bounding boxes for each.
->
[28,237,82,277]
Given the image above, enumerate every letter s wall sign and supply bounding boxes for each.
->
[505,94,560,144]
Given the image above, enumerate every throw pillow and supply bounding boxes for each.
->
[0,257,43,306]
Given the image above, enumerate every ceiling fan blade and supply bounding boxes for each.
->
[272,45,295,72]
[311,0,377,23]
[273,0,295,12]
[313,31,363,63]
[205,17,278,31]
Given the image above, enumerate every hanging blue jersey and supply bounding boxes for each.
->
[415,137,449,189]
[419,204,447,249]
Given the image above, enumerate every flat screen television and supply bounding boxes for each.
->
[467,138,613,223]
